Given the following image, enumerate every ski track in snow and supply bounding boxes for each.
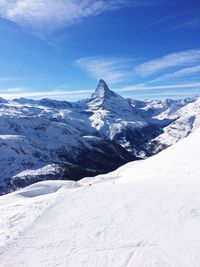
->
[1,181,200,266]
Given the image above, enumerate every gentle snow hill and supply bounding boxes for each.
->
[0,128,200,266]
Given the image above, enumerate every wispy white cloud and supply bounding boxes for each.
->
[2,87,26,93]
[75,49,200,85]
[0,0,149,36]
[75,57,135,84]
[141,15,174,30]
[0,87,93,100]
[135,49,200,77]
[174,17,200,31]
[148,65,200,83]
[0,77,22,82]
[133,89,200,99]
[116,82,200,99]
[142,15,200,32]
[115,82,200,92]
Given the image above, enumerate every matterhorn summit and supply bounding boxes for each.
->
[91,79,117,100]
[89,79,131,112]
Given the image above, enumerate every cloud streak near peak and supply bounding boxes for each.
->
[75,57,134,84]
[135,49,200,77]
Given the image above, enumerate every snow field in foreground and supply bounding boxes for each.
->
[0,128,200,266]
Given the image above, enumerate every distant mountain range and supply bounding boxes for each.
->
[0,79,199,194]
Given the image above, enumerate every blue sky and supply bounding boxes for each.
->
[0,0,200,101]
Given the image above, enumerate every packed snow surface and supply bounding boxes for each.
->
[0,128,200,266]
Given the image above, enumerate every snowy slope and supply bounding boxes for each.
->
[0,127,200,266]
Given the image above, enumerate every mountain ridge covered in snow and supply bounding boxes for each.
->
[0,79,199,194]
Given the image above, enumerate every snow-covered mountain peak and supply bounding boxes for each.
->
[91,79,117,100]
[86,81,149,148]
[89,79,132,111]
